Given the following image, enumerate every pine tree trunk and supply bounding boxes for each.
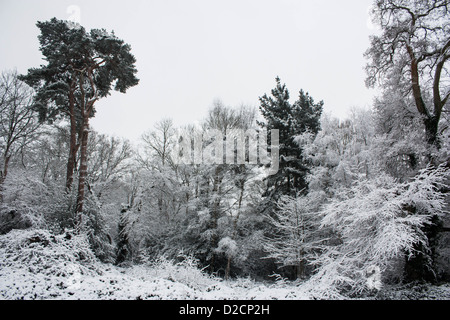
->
[76,116,90,219]
[66,85,78,191]
[75,70,97,229]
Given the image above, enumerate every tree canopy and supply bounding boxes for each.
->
[365,0,450,146]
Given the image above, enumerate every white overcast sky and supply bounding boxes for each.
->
[0,0,378,141]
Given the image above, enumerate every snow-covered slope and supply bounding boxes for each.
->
[1,229,449,300]
[0,229,312,300]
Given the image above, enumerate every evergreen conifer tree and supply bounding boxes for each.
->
[21,18,139,227]
[258,77,323,199]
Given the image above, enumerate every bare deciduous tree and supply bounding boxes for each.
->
[87,131,133,200]
[0,70,40,198]
[139,118,176,169]
[365,0,450,146]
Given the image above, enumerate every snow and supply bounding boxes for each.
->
[3,212,449,301]
[3,228,447,300]
[0,229,314,300]
[215,237,238,258]
[0,260,314,300]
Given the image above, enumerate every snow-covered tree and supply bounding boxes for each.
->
[371,89,431,180]
[263,192,326,279]
[365,0,450,147]
[87,132,133,204]
[0,70,40,198]
[307,165,448,295]
[299,111,376,197]
[21,18,139,220]
[194,102,261,274]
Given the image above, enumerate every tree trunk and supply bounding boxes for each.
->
[225,257,232,280]
[0,153,11,202]
[225,176,245,280]
[430,48,450,148]
[424,116,440,147]
[115,207,131,265]
[66,93,78,191]
[406,45,440,146]
[75,69,97,229]
[65,83,78,192]
[210,165,224,274]
[76,115,89,219]
[296,255,305,280]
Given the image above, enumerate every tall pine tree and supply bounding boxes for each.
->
[21,18,139,228]
[258,77,323,199]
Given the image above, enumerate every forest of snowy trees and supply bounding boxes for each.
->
[1,0,450,300]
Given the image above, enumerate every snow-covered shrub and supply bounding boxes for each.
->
[0,229,99,276]
[77,195,116,263]
[0,228,102,299]
[1,166,115,261]
[307,166,448,296]
[141,253,218,290]
[0,168,63,234]
[215,237,238,259]
[0,207,33,235]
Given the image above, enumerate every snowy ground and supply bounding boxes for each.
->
[0,229,314,300]
[0,261,315,300]
[1,229,449,300]
[0,263,307,300]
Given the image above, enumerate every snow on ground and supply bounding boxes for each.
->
[374,282,450,300]
[0,229,312,300]
[1,229,449,300]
